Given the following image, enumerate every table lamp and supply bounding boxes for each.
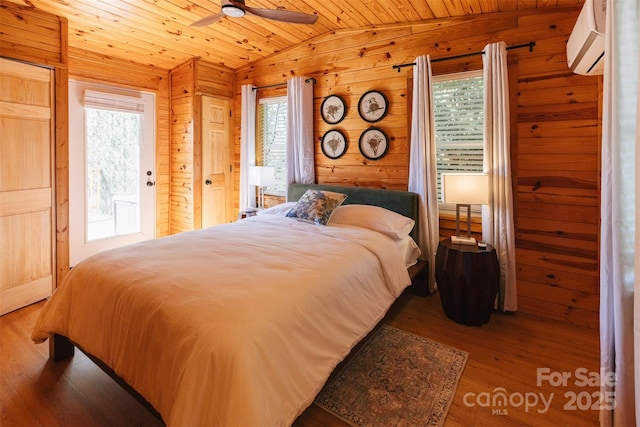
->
[249,166,276,209]
[441,172,489,245]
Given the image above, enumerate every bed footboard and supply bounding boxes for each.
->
[50,334,75,361]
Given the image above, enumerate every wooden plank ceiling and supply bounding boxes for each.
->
[12,0,584,70]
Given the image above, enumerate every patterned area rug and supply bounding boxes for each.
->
[315,325,468,427]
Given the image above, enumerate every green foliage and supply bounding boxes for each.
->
[259,100,287,194]
[85,108,140,215]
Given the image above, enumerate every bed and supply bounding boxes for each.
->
[32,183,424,426]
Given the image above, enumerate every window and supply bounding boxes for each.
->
[257,96,287,195]
[433,71,484,211]
[85,107,141,239]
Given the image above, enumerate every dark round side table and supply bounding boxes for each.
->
[435,239,500,326]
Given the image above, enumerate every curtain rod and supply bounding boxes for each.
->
[392,41,535,72]
[253,77,316,91]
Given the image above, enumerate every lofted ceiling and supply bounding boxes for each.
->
[14,0,584,71]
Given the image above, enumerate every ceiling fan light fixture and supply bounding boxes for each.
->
[221,4,245,18]
[192,0,317,26]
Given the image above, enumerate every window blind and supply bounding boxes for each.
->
[433,73,484,204]
[257,96,287,194]
[83,90,145,114]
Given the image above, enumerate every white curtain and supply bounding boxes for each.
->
[286,77,315,185]
[481,41,518,312]
[600,0,639,425]
[408,55,439,293]
[240,84,257,211]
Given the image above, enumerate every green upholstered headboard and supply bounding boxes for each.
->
[287,183,420,243]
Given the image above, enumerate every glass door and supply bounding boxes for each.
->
[69,81,156,266]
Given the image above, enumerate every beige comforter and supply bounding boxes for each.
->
[32,215,411,426]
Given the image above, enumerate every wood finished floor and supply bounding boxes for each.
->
[1,294,599,427]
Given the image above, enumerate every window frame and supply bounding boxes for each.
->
[256,95,287,197]
[432,69,485,215]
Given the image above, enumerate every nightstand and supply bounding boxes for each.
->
[435,239,500,326]
[237,208,258,220]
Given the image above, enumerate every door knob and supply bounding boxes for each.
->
[205,179,212,185]
[146,181,155,187]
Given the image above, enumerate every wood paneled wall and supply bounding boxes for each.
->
[169,58,235,234]
[515,53,601,328]
[236,7,601,327]
[0,0,67,68]
[169,60,196,234]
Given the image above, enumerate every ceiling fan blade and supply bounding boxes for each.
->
[191,12,225,27]
[245,6,318,24]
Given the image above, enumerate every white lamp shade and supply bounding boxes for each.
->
[248,166,276,187]
[441,173,490,205]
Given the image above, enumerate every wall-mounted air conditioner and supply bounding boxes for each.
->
[566,0,606,76]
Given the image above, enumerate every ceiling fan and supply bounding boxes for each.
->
[191,0,318,27]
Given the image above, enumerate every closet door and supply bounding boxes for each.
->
[201,96,233,227]
[0,58,55,315]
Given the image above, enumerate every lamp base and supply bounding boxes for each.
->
[451,235,478,246]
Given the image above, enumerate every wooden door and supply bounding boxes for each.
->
[0,58,55,315]
[201,96,233,227]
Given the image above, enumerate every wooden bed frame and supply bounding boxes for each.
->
[49,183,427,423]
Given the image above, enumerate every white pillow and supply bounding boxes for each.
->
[256,202,297,216]
[395,235,422,268]
[329,204,415,240]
